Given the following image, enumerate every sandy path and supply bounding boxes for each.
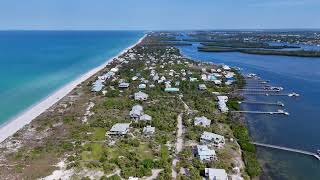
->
[172,112,183,179]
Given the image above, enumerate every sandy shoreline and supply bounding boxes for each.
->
[0,34,147,143]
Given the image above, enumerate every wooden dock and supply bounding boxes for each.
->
[241,93,299,97]
[231,110,289,115]
[239,101,284,106]
[252,142,320,160]
[237,89,281,92]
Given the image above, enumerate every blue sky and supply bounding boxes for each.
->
[0,0,319,30]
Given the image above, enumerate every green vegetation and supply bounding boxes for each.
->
[231,122,262,177]
[198,46,320,57]
[201,41,298,49]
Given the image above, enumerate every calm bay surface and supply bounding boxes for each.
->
[0,31,143,125]
[178,43,320,180]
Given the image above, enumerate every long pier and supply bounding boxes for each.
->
[252,142,320,160]
[231,110,289,115]
[241,93,299,97]
[239,101,284,106]
[237,89,281,92]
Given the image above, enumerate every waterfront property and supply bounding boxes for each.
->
[217,96,229,113]
[196,145,216,161]
[201,131,225,148]
[204,168,228,180]
[194,116,211,127]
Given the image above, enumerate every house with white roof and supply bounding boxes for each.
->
[143,125,155,135]
[139,114,152,121]
[217,96,229,113]
[194,116,211,127]
[134,91,148,101]
[199,84,207,91]
[196,145,216,161]
[129,105,144,120]
[222,65,231,71]
[205,168,228,180]
[201,131,225,148]
[201,74,208,81]
[108,123,130,135]
[138,83,146,89]
[119,82,130,88]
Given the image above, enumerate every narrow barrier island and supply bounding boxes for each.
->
[0,32,261,180]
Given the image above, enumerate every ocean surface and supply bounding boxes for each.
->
[178,42,320,180]
[0,31,143,126]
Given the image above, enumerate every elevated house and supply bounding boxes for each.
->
[118,82,130,88]
[217,96,229,113]
[198,84,207,91]
[201,131,225,148]
[108,123,130,136]
[143,126,155,135]
[138,83,146,89]
[204,168,228,180]
[139,114,152,121]
[194,116,211,127]
[91,79,104,92]
[134,91,148,101]
[129,105,144,120]
[196,145,216,161]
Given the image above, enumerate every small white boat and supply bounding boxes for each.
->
[288,92,300,97]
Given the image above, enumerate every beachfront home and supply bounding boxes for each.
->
[217,96,229,113]
[201,131,225,148]
[196,145,216,161]
[194,116,211,127]
[110,67,119,73]
[91,79,104,92]
[129,105,144,120]
[108,123,130,135]
[143,125,155,135]
[204,168,228,180]
[134,91,148,101]
[199,84,207,91]
[119,82,130,88]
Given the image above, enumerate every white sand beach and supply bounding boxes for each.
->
[0,34,147,143]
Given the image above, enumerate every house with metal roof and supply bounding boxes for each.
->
[196,145,216,161]
[201,131,225,148]
[108,123,130,135]
[129,105,144,120]
[118,82,130,88]
[140,114,152,121]
[204,168,228,180]
[143,125,155,135]
[217,96,229,113]
[194,116,211,127]
[198,84,207,91]
[134,91,148,101]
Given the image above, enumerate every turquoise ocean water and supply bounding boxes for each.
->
[0,31,143,125]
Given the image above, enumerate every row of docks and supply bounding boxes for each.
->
[241,74,320,161]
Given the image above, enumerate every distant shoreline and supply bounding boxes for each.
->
[0,34,146,143]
